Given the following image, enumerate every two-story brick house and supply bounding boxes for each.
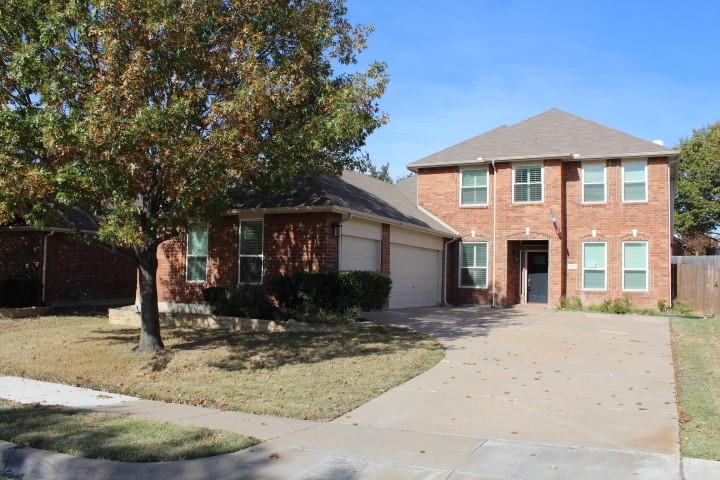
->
[407,108,677,308]
[151,108,676,311]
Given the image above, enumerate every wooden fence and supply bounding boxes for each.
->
[672,256,720,316]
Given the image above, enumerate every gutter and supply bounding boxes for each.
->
[41,231,55,304]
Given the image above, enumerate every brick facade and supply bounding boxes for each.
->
[0,230,136,305]
[155,212,342,306]
[418,157,671,308]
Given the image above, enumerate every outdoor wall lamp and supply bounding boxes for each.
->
[332,222,342,237]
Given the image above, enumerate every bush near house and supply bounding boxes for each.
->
[0,278,42,308]
[558,296,699,317]
[203,271,392,323]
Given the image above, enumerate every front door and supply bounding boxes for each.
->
[527,251,548,304]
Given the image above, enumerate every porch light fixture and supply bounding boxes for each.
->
[332,222,342,237]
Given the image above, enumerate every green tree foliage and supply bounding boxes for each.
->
[0,0,387,351]
[367,162,392,183]
[675,121,720,236]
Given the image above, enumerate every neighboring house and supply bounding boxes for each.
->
[0,210,136,307]
[672,233,720,256]
[408,108,677,308]
[154,108,677,311]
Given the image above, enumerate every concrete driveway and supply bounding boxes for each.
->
[338,306,679,455]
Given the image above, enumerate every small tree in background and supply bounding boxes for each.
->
[675,121,720,237]
[367,162,392,183]
[0,0,387,351]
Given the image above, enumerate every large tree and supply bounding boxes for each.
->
[0,0,387,351]
[675,121,720,237]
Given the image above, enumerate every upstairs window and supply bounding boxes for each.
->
[460,168,488,206]
[622,159,647,202]
[513,164,543,203]
[582,242,607,290]
[623,241,648,291]
[582,161,606,203]
[459,242,488,288]
[239,220,263,284]
[186,224,208,283]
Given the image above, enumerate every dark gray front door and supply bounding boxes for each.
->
[527,252,548,304]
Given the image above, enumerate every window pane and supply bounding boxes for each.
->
[583,162,605,184]
[241,221,263,255]
[461,243,487,268]
[528,165,542,183]
[461,187,487,205]
[461,268,487,287]
[624,271,647,290]
[514,184,529,202]
[462,169,487,187]
[583,243,605,269]
[624,243,647,269]
[584,270,605,290]
[528,183,542,201]
[461,244,475,268]
[188,226,208,256]
[515,167,528,184]
[624,160,646,183]
[240,257,263,283]
[187,257,207,282]
[624,182,646,201]
[584,184,605,202]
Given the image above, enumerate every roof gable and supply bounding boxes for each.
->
[408,109,676,169]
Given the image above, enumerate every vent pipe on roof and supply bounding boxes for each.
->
[653,139,665,146]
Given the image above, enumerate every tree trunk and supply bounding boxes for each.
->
[135,244,164,352]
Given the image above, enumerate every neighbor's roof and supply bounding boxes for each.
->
[0,207,98,233]
[231,170,455,237]
[408,108,679,170]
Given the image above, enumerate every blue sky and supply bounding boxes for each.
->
[345,0,720,179]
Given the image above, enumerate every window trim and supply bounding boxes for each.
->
[512,162,544,204]
[581,241,607,291]
[458,241,489,289]
[186,223,209,284]
[238,219,264,285]
[458,166,489,207]
[581,160,607,204]
[621,159,648,203]
[622,240,649,292]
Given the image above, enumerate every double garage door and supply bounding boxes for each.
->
[339,221,441,309]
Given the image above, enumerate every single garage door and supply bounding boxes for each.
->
[340,235,380,271]
[389,243,440,308]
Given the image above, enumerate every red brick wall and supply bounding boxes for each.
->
[155,212,341,305]
[0,230,136,304]
[418,157,671,308]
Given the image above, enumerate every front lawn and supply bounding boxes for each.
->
[0,315,443,421]
[0,399,256,462]
[671,316,720,460]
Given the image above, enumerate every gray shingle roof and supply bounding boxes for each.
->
[232,170,455,236]
[408,109,677,169]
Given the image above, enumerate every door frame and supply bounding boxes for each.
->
[519,248,550,304]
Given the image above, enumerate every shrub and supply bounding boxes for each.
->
[338,271,392,311]
[202,285,275,319]
[657,299,669,313]
[0,278,43,308]
[559,296,582,310]
[671,301,694,316]
[588,296,633,314]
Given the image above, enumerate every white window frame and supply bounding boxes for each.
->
[621,159,648,203]
[581,241,607,291]
[622,241,649,292]
[458,241,489,289]
[186,224,209,284]
[512,162,544,204]
[459,166,489,207]
[581,161,607,204]
[238,219,264,285]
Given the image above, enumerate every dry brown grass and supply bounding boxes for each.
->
[0,314,444,421]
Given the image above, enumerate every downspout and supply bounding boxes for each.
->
[41,230,55,305]
[491,159,497,307]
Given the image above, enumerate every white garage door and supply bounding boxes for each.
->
[389,243,440,308]
[340,235,380,271]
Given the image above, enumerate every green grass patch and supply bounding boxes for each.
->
[671,316,720,460]
[0,315,444,421]
[0,400,256,462]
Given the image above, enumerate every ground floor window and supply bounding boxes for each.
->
[186,224,208,283]
[459,242,488,288]
[582,242,606,290]
[239,220,263,284]
[623,241,648,291]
